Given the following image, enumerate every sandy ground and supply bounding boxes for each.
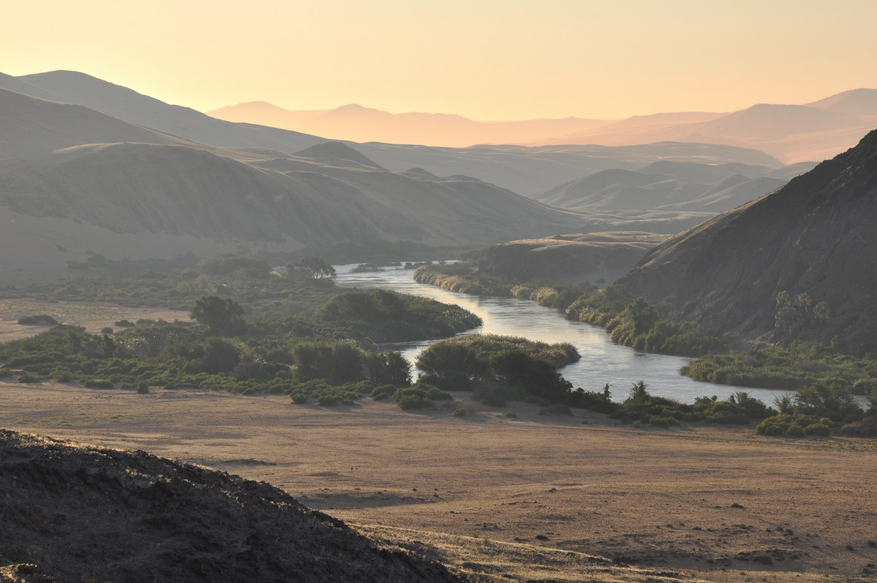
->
[0,299,188,342]
[1,380,874,582]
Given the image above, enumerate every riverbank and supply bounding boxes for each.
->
[336,264,794,405]
[2,381,875,580]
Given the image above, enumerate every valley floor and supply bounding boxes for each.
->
[1,380,875,582]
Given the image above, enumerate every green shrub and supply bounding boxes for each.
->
[804,423,831,437]
[0,369,13,378]
[539,403,572,416]
[503,411,517,418]
[394,387,432,410]
[564,386,617,414]
[757,414,830,437]
[650,416,679,428]
[481,392,507,407]
[18,315,58,326]
[397,394,432,410]
[114,319,136,327]
[101,327,114,335]
[425,387,453,401]
[787,423,806,438]
[370,385,395,400]
[135,382,150,394]
[452,408,467,417]
[84,379,114,389]
[17,373,38,383]
[290,393,309,404]
[52,369,73,383]
[751,553,773,565]
[316,395,338,406]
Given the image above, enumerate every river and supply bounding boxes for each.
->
[335,263,793,405]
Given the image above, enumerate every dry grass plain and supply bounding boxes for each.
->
[0,299,187,343]
[1,378,875,582]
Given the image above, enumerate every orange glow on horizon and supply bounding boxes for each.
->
[2,0,876,121]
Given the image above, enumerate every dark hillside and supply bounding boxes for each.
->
[618,129,877,348]
[0,430,464,583]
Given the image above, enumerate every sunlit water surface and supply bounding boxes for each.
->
[335,263,793,405]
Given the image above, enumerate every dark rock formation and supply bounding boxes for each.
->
[0,430,464,583]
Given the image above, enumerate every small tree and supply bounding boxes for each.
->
[199,337,241,374]
[629,380,649,401]
[490,349,571,403]
[775,290,792,307]
[415,342,488,379]
[190,295,246,336]
[795,293,812,312]
[794,382,861,421]
[288,257,336,280]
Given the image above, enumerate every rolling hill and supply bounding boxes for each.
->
[0,88,601,280]
[0,70,788,196]
[1,70,324,153]
[531,160,799,213]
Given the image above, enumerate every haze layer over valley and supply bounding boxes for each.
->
[0,69,847,285]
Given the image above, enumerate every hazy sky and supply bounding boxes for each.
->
[4,0,876,120]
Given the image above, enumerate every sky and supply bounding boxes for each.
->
[4,0,877,120]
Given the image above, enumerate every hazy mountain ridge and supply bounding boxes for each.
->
[209,100,612,148]
[352,141,783,195]
[0,88,607,278]
[617,129,877,347]
[532,160,799,213]
[209,86,877,165]
[1,70,794,197]
[537,99,877,164]
[1,70,324,154]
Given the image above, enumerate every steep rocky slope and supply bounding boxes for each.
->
[0,429,463,583]
[618,130,877,347]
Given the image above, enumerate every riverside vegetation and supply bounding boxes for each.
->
[414,263,877,434]
[0,252,482,406]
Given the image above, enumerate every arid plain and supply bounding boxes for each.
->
[2,302,875,583]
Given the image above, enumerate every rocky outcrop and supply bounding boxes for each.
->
[618,130,877,348]
[0,429,464,583]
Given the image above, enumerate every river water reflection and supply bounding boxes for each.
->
[335,263,792,405]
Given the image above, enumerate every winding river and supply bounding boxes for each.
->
[335,263,792,405]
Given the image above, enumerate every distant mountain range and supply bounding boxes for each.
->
[207,101,612,149]
[618,129,877,348]
[0,69,860,284]
[208,89,877,165]
[0,70,788,196]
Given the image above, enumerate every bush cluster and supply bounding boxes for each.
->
[414,264,587,311]
[755,415,833,437]
[681,342,877,395]
[566,287,729,357]
[414,334,578,404]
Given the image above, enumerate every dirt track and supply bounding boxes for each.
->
[1,381,875,581]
